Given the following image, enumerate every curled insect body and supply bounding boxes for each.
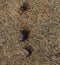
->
[23,45,33,57]
[19,29,30,41]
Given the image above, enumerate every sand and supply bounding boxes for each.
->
[0,0,60,65]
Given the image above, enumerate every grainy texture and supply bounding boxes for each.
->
[0,0,60,65]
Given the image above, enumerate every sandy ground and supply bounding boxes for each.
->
[0,0,60,65]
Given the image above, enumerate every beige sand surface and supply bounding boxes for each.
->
[0,0,60,65]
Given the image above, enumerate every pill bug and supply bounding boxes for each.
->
[23,45,33,57]
[19,29,30,41]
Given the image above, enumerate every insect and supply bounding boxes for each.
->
[19,29,30,41]
[23,45,33,57]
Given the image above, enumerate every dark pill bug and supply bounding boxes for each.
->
[20,29,30,41]
[23,45,33,57]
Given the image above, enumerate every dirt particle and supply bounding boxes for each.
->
[19,1,30,14]
[55,53,60,57]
